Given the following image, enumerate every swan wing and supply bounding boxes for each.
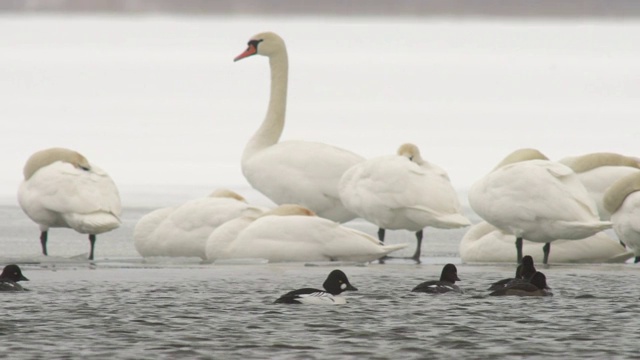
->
[226,215,406,262]
[340,155,467,230]
[243,141,364,221]
[139,197,264,258]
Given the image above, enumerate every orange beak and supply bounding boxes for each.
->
[234,44,257,62]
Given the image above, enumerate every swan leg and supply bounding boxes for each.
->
[40,231,48,256]
[377,228,387,264]
[542,243,551,264]
[515,237,523,264]
[88,234,96,261]
[411,230,423,263]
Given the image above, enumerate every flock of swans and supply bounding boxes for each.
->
[15,31,640,266]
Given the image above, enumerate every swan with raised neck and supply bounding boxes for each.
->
[235,32,288,161]
[234,32,364,222]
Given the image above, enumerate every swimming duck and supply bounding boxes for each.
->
[489,271,552,297]
[488,255,537,291]
[0,264,29,291]
[411,263,462,294]
[275,269,358,304]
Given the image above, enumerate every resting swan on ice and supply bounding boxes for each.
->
[133,189,266,259]
[206,204,407,263]
[559,152,640,220]
[459,221,632,264]
[468,148,612,264]
[18,147,121,260]
[339,143,470,262]
[604,171,640,263]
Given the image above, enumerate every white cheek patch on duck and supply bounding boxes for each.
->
[341,283,347,290]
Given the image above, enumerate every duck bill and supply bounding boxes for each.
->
[234,44,257,62]
[346,283,358,291]
[20,274,29,281]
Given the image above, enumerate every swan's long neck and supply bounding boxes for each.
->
[243,50,289,162]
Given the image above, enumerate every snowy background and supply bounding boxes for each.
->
[1,7,639,208]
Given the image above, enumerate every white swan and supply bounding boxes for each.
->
[339,143,470,261]
[459,221,632,263]
[604,171,640,263]
[213,204,408,263]
[468,148,612,264]
[205,204,315,261]
[133,189,266,259]
[17,147,122,260]
[559,152,640,220]
[234,32,365,222]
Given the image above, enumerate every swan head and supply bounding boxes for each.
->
[234,32,286,61]
[560,152,640,173]
[209,189,246,202]
[603,171,640,214]
[397,143,424,164]
[23,147,91,180]
[261,204,316,217]
[493,148,548,171]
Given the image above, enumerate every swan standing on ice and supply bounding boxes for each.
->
[339,143,470,262]
[559,152,640,220]
[214,204,407,263]
[468,148,612,264]
[234,32,364,222]
[133,189,266,259]
[17,147,122,260]
[604,171,640,263]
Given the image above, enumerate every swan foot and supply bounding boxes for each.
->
[375,256,420,264]
[378,255,390,264]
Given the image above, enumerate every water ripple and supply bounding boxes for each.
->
[3,263,640,359]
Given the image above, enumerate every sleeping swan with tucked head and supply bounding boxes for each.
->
[17,147,122,260]
[559,152,640,220]
[339,143,470,262]
[212,204,407,263]
[468,148,612,264]
[133,189,266,259]
[604,171,640,263]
